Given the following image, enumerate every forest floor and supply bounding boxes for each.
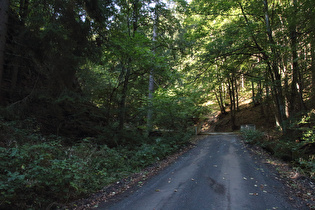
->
[70,102,315,209]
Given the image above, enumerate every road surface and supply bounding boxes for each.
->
[98,134,307,210]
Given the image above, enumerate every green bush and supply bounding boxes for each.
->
[151,88,211,132]
[0,140,131,209]
[241,129,264,144]
[0,130,191,209]
[294,110,315,177]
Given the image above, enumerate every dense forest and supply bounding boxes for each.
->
[0,0,314,209]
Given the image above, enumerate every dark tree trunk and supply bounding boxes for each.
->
[263,0,286,130]
[118,66,130,130]
[228,76,237,131]
[215,90,226,115]
[0,0,10,94]
[311,29,315,108]
[251,81,255,104]
[235,76,239,111]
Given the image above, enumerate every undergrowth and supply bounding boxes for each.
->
[241,109,315,178]
[0,118,193,209]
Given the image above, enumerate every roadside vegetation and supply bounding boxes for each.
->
[0,115,196,209]
[240,108,315,178]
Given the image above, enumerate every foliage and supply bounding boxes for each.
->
[294,110,315,177]
[241,109,315,178]
[0,132,192,209]
[241,129,264,144]
[151,87,211,131]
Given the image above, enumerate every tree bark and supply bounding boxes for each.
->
[228,75,237,131]
[240,1,286,129]
[288,0,306,114]
[147,6,158,133]
[0,0,10,91]
[263,0,286,130]
[235,76,239,111]
[251,81,255,104]
[118,65,131,130]
[312,43,315,108]
[311,17,315,107]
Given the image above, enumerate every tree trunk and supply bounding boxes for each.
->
[251,81,255,104]
[228,76,236,131]
[147,6,158,133]
[235,76,239,111]
[118,65,131,130]
[311,24,315,107]
[263,0,286,130]
[288,0,304,115]
[0,0,10,92]
[215,90,226,114]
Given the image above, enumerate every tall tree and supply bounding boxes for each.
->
[0,0,9,95]
[147,3,158,133]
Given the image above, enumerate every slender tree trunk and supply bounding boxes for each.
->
[264,72,271,119]
[147,6,158,133]
[218,84,226,114]
[311,26,315,107]
[263,0,286,130]
[219,87,226,114]
[0,0,10,92]
[251,81,255,104]
[240,1,285,127]
[228,76,236,131]
[119,65,131,130]
[215,89,226,114]
[235,76,239,111]
[289,0,301,114]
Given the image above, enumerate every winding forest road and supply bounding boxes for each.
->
[98,134,308,210]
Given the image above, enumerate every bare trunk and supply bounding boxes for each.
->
[235,77,239,111]
[251,81,255,104]
[311,27,315,107]
[228,76,237,131]
[119,66,130,130]
[0,0,10,91]
[147,7,158,133]
[263,0,286,130]
[215,89,226,114]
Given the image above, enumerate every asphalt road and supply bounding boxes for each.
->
[98,134,308,210]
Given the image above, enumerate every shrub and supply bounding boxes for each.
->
[241,129,264,144]
[0,130,191,209]
[0,140,131,209]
